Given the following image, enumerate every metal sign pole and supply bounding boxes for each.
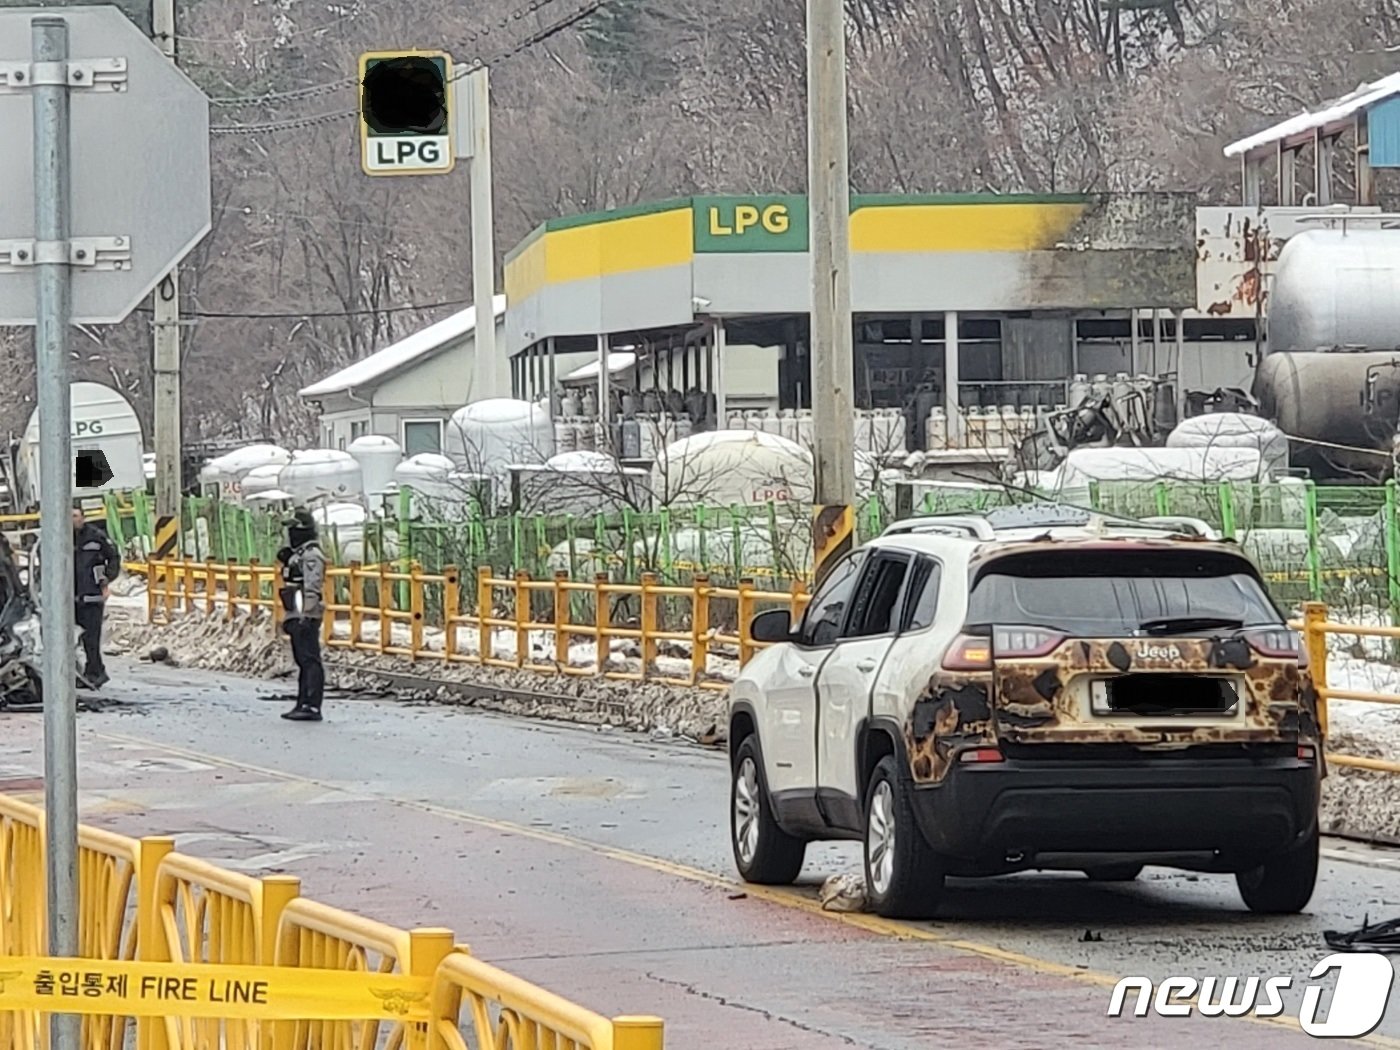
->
[31,15,80,1050]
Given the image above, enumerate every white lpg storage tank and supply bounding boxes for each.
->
[348,435,402,497]
[1054,447,1267,491]
[394,453,462,501]
[651,430,813,508]
[445,398,554,476]
[1166,413,1289,477]
[238,464,285,500]
[278,449,363,505]
[198,443,291,500]
[312,501,368,562]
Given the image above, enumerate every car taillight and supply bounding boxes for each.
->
[993,626,1066,659]
[942,634,992,671]
[1244,628,1304,665]
[959,747,1004,764]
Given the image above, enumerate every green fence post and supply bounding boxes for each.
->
[1218,481,1237,541]
[1088,481,1100,510]
[1304,480,1322,601]
[730,504,743,581]
[1386,479,1400,627]
[658,507,672,580]
[396,486,412,608]
[696,504,709,576]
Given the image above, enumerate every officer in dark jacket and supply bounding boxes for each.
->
[72,508,121,689]
[277,509,327,722]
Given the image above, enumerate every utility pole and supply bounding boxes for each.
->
[31,17,80,1050]
[151,0,181,520]
[806,0,856,582]
[467,67,497,401]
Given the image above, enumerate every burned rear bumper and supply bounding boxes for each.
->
[913,750,1320,873]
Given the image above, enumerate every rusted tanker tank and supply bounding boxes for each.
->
[1254,228,1400,478]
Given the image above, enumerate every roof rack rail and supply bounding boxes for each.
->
[881,514,997,541]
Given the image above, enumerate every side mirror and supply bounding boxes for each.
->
[750,608,793,643]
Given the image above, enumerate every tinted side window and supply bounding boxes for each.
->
[901,557,943,632]
[799,551,866,647]
[843,555,910,639]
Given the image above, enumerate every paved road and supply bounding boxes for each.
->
[4,659,1400,1047]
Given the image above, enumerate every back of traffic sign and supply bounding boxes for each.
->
[0,5,211,325]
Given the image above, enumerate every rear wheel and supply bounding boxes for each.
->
[730,736,806,885]
[1084,863,1143,882]
[1235,826,1318,914]
[864,756,944,919]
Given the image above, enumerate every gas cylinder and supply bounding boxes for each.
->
[1068,373,1091,410]
[926,407,948,450]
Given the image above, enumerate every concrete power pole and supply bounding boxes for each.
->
[806,0,856,582]
[468,67,496,401]
[151,0,181,529]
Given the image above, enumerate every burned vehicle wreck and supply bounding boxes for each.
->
[0,531,42,709]
[727,504,1322,920]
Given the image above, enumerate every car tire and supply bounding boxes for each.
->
[730,736,806,885]
[1235,825,1319,914]
[864,755,944,919]
[1084,864,1143,882]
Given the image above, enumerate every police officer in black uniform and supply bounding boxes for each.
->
[277,510,327,722]
[72,508,121,689]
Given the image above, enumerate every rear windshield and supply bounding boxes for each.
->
[967,549,1282,637]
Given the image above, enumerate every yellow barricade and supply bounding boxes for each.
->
[0,957,431,1022]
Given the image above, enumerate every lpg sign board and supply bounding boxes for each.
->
[358,51,455,176]
[694,196,809,253]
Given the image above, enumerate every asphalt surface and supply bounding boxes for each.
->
[5,659,1400,1047]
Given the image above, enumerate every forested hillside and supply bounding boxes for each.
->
[0,0,1396,443]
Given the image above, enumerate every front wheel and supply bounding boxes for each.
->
[730,736,806,885]
[1235,825,1319,914]
[864,756,944,919]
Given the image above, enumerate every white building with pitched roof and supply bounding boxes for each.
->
[299,296,508,455]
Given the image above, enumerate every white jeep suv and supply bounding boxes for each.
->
[727,504,1323,919]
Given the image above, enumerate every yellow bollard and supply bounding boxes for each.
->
[377,562,390,653]
[406,928,456,1050]
[640,572,659,679]
[135,836,175,1050]
[554,570,570,667]
[612,1016,665,1050]
[477,566,492,664]
[515,570,530,669]
[410,563,425,660]
[737,577,756,667]
[145,556,157,624]
[691,574,711,686]
[1304,601,1330,740]
[443,566,460,660]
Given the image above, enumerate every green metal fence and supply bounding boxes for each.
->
[106,479,1400,618]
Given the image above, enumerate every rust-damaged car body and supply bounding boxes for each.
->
[727,506,1323,920]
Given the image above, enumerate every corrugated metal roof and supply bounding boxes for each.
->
[298,294,507,399]
[1225,71,1400,158]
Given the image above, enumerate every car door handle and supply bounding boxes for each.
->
[856,659,877,673]
[797,665,816,678]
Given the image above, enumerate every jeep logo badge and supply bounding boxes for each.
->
[1139,643,1183,662]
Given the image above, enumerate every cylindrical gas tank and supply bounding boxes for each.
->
[926,408,948,450]
[561,390,580,417]
[1090,374,1111,400]
[620,418,642,459]
[348,435,402,497]
[581,388,598,419]
[1254,349,1400,476]
[279,450,364,505]
[1269,229,1400,352]
[554,419,577,454]
[1068,373,1091,409]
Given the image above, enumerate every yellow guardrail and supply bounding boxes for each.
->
[139,557,811,690]
[0,796,663,1049]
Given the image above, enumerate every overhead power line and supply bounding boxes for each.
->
[206,0,571,109]
[133,299,469,320]
[209,0,606,134]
